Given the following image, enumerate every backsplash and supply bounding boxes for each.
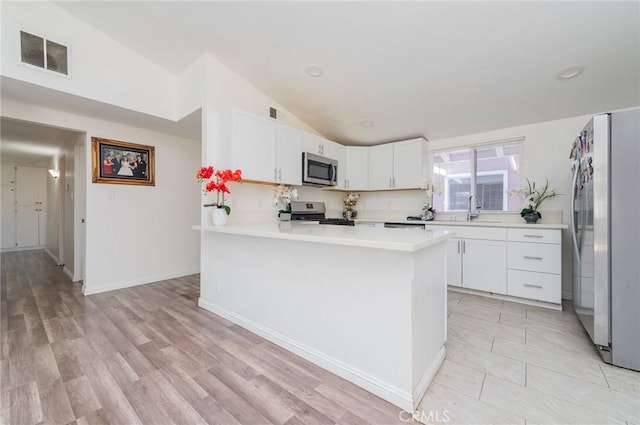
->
[211,183,563,224]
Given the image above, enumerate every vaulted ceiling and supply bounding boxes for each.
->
[32,1,640,145]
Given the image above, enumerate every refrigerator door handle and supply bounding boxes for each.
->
[570,161,581,263]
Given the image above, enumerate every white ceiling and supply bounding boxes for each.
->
[2,1,640,154]
[35,2,640,145]
[0,117,80,167]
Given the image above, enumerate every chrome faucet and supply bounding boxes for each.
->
[467,194,480,221]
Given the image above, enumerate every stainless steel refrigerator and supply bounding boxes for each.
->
[570,109,640,371]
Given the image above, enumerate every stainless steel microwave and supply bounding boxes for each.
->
[302,152,338,187]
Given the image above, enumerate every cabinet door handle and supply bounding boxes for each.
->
[524,256,544,261]
[524,234,543,238]
[393,177,396,188]
[457,240,460,254]
[524,283,543,289]
[278,169,282,181]
[273,168,277,180]
[389,178,393,188]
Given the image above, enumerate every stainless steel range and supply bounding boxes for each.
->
[290,201,354,226]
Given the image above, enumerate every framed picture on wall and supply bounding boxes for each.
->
[91,137,155,186]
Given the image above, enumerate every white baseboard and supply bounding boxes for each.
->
[198,297,417,411]
[448,286,563,311]
[63,266,74,281]
[413,346,446,406]
[1,246,45,253]
[82,269,200,295]
[44,248,61,265]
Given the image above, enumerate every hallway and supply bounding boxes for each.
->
[0,250,405,425]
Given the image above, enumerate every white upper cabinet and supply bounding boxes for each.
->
[368,144,394,190]
[16,166,47,205]
[301,132,326,156]
[332,143,346,190]
[367,138,427,190]
[232,109,277,183]
[392,138,427,189]
[232,108,427,191]
[232,109,302,185]
[276,124,302,185]
[344,147,368,190]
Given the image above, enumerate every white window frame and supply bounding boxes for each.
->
[432,136,523,213]
[444,170,508,212]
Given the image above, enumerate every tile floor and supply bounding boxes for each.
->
[417,290,640,425]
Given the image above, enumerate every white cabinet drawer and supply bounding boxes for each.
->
[508,269,561,304]
[508,242,561,274]
[508,228,561,244]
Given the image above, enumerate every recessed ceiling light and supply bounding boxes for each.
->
[557,65,585,80]
[306,66,323,78]
[360,119,374,128]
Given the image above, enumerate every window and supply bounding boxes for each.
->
[432,140,522,212]
[20,31,69,75]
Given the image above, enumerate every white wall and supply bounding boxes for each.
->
[62,146,75,278]
[1,1,177,120]
[2,99,201,295]
[194,54,328,224]
[46,155,62,263]
[201,53,320,169]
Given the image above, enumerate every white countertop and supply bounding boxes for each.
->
[193,222,451,252]
[355,218,568,230]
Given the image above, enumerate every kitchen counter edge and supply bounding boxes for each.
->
[193,223,451,252]
[355,219,568,230]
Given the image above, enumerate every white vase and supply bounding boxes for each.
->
[211,208,229,226]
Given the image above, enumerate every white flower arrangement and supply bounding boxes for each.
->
[507,178,557,218]
[421,182,442,210]
[273,184,299,213]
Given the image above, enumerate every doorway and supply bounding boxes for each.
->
[0,118,86,283]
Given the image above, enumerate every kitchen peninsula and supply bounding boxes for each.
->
[193,222,450,411]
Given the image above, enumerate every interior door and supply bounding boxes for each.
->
[16,205,39,247]
[1,185,16,248]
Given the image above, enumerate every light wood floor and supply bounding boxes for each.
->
[1,250,406,425]
[3,251,640,425]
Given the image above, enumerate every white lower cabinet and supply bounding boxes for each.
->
[507,269,561,304]
[507,228,562,304]
[441,226,507,294]
[441,226,562,305]
[463,239,507,293]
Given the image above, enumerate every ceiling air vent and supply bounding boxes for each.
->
[20,31,68,76]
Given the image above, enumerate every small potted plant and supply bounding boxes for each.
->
[273,184,299,221]
[196,166,242,226]
[343,192,360,219]
[508,178,557,224]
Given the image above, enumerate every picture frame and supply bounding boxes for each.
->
[91,137,155,186]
